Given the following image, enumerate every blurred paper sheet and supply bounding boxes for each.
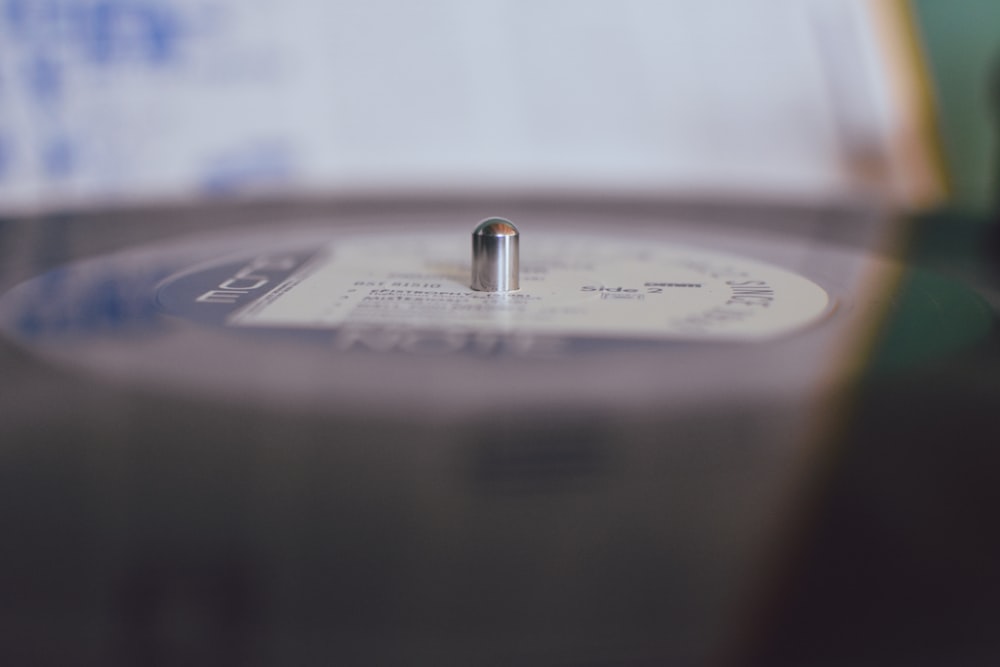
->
[0,0,936,212]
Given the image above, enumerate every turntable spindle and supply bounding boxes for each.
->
[471,218,519,292]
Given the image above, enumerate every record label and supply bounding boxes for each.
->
[157,231,833,342]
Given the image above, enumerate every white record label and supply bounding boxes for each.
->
[225,232,831,341]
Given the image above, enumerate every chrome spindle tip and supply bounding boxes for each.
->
[471,218,519,292]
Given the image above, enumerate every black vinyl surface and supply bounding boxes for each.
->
[1,197,998,666]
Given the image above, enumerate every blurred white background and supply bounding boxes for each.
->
[0,0,903,211]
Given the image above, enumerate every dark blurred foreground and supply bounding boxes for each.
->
[0,198,999,665]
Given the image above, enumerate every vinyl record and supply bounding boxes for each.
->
[2,205,989,418]
[0,202,995,666]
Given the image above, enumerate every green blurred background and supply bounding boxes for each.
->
[912,0,1000,213]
